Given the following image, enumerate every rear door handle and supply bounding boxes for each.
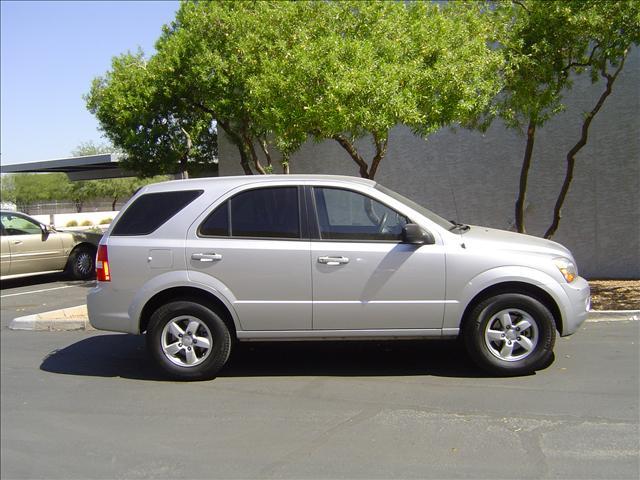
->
[318,256,349,266]
[191,253,222,262]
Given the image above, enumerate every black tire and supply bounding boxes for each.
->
[146,301,232,380]
[463,293,556,376]
[67,245,96,280]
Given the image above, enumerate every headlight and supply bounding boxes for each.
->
[553,257,577,283]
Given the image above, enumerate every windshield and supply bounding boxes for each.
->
[374,184,454,231]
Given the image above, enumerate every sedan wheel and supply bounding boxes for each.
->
[68,246,96,280]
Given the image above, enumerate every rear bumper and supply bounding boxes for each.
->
[87,283,137,334]
[559,276,590,336]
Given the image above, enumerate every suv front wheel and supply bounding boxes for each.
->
[463,293,556,376]
[146,301,232,380]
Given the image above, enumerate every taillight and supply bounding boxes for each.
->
[96,244,111,282]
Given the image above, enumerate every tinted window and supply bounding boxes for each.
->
[231,187,299,238]
[199,201,230,236]
[314,187,408,241]
[112,190,203,236]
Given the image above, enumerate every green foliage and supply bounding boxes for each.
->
[81,220,93,226]
[85,1,502,178]
[86,51,217,177]
[496,0,639,234]
[1,174,16,204]
[66,220,78,227]
[71,141,114,157]
[496,0,639,130]
[99,217,113,225]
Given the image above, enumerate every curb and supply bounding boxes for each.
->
[586,310,639,322]
[9,305,94,331]
[7,305,640,332]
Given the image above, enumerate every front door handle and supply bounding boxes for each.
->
[191,253,222,262]
[12,240,23,245]
[318,256,349,266]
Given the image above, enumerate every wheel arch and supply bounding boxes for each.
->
[460,281,563,335]
[139,286,237,338]
[67,241,97,261]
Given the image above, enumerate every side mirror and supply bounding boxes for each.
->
[402,224,435,245]
[40,223,52,235]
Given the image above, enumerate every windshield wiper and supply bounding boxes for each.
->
[449,221,470,232]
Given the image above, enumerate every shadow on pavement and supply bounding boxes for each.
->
[0,272,95,290]
[40,333,493,381]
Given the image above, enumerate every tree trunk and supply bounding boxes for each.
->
[179,127,192,179]
[259,137,274,173]
[217,120,253,174]
[333,134,371,178]
[111,196,118,211]
[242,133,267,175]
[544,55,626,239]
[515,120,537,234]
[369,134,388,181]
[333,133,389,180]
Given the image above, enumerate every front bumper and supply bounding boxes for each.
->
[559,276,590,336]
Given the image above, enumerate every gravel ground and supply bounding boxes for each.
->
[588,279,640,310]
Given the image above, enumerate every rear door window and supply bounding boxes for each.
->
[112,190,203,236]
[199,187,300,239]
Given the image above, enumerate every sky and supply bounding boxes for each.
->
[1,0,180,166]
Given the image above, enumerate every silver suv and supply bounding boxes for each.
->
[88,175,590,379]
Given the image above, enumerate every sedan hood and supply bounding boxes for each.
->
[462,226,572,258]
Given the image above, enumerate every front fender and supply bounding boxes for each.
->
[128,270,240,333]
[443,266,571,331]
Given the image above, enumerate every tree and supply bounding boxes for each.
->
[71,141,113,157]
[0,174,16,205]
[497,0,639,236]
[543,0,639,238]
[86,51,218,178]
[9,173,69,213]
[251,1,502,179]
[151,0,314,175]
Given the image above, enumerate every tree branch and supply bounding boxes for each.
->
[561,42,601,77]
[515,119,536,233]
[369,133,388,181]
[333,134,370,178]
[258,136,274,170]
[544,52,627,239]
[242,132,267,175]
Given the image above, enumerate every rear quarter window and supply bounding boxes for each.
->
[111,190,203,236]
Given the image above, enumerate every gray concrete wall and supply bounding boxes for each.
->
[219,48,640,279]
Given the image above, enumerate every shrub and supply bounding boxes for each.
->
[99,217,113,225]
[66,220,78,227]
[81,220,93,226]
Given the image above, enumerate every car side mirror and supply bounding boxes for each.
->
[402,224,435,245]
[40,223,52,235]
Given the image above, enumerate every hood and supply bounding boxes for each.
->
[461,225,572,258]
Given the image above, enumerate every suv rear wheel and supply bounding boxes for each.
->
[463,293,556,376]
[146,301,232,380]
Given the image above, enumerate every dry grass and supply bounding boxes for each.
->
[588,280,640,310]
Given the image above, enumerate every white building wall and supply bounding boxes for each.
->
[219,48,640,279]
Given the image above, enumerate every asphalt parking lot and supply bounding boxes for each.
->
[1,275,638,479]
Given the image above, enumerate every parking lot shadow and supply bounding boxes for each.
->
[40,333,492,381]
[0,272,95,289]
